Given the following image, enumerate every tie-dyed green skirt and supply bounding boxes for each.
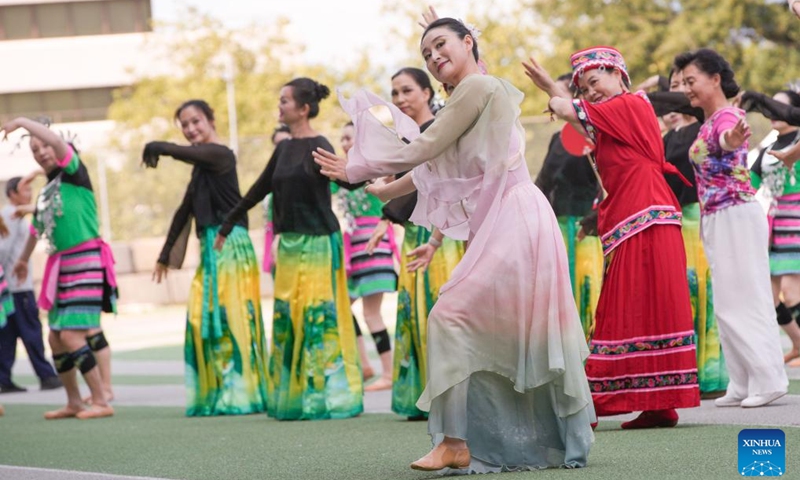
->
[391,224,465,418]
[269,232,363,420]
[557,216,603,342]
[185,225,269,416]
[682,203,728,394]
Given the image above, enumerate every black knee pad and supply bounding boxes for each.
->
[71,346,97,374]
[777,303,792,326]
[87,331,109,351]
[353,314,362,337]
[53,352,74,374]
[787,302,800,326]
[371,329,391,354]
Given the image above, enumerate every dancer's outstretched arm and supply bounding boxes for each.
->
[771,141,800,167]
[365,173,417,202]
[1,117,69,160]
[522,57,586,136]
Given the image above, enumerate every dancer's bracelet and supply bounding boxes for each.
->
[428,237,442,248]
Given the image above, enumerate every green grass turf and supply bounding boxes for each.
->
[790,379,800,395]
[1,406,798,480]
[113,344,184,361]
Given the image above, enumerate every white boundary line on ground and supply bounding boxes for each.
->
[0,465,174,480]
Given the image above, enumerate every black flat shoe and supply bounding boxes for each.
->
[40,377,63,391]
[0,383,27,394]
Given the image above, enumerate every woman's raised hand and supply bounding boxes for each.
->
[312,148,349,182]
[0,118,25,140]
[723,118,751,151]
[418,6,439,29]
[522,56,557,95]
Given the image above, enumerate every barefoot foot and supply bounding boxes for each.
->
[784,348,799,364]
[76,404,114,420]
[44,405,84,420]
[83,391,115,405]
[364,377,392,392]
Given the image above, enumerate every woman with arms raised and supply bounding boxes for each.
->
[315,18,594,472]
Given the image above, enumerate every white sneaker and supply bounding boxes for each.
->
[741,391,787,408]
[714,394,744,407]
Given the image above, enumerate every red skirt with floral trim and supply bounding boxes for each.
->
[587,223,700,415]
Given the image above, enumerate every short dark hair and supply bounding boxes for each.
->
[422,18,479,62]
[174,99,215,123]
[284,77,330,119]
[5,177,22,198]
[391,67,436,108]
[776,90,800,109]
[673,49,740,99]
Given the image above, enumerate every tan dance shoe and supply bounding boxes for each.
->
[410,443,471,471]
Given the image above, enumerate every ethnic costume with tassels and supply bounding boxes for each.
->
[147,142,269,417]
[570,47,700,421]
[34,146,118,331]
[220,137,363,421]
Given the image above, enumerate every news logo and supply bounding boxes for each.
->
[738,429,785,477]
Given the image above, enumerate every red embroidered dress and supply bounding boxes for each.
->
[573,92,700,414]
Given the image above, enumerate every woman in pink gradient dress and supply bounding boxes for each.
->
[314,17,594,474]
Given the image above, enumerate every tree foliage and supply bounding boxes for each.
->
[105,10,385,241]
[526,0,800,93]
[105,3,799,241]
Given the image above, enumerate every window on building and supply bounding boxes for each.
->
[109,0,137,34]
[0,87,116,123]
[0,0,151,41]
[2,6,33,40]
[72,2,105,36]
[37,3,70,38]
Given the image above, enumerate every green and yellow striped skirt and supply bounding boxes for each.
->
[682,203,728,394]
[392,224,465,418]
[558,215,603,342]
[185,225,269,416]
[269,231,363,420]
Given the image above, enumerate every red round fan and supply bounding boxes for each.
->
[560,123,595,157]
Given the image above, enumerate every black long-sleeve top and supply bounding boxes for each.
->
[740,92,800,126]
[647,91,800,126]
[381,119,434,224]
[663,122,701,206]
[220,136,360,237]
[647,92,705,121]
[535,131,599,217]
[149,142,246,268]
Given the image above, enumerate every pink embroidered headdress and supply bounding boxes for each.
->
[570,46,630,88]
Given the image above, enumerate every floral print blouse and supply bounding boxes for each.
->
[688,106,755,215]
